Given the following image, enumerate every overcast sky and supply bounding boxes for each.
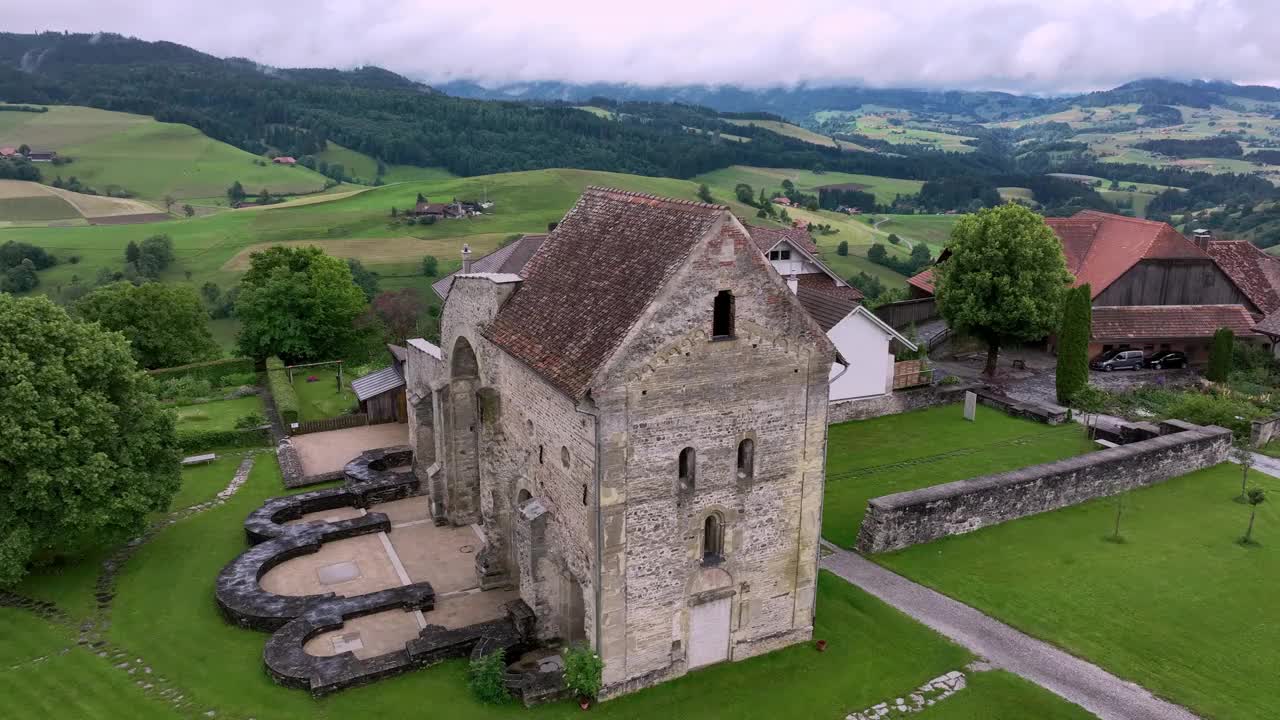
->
[7,0,1280,93]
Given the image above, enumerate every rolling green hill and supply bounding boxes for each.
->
[0,105,330,200]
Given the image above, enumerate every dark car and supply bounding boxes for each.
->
[1090,349,1144,372]
[1144,350,1188,369]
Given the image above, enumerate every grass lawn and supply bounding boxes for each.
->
[724,119,839,148]
[292,367,357,421]
[173,395,264,433]
[207,317,241,356]
[0,453,1093,719]
[876,463,1280,720]
[823,405,1096,549]
[169,453,245,510]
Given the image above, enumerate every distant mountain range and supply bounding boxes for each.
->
[437,78,1280,122]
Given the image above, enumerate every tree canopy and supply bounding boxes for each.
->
[1055,284,1092,404]
[935,204,1072,376]
[0,295,180,586]
[234,245,368,361]
[74,282,220,369]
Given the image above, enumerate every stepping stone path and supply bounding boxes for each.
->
[846,670,967,719]
[1,452,259,718]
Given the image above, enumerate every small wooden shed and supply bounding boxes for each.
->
[351,346,407,423]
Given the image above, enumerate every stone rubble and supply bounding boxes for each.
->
[845,670,967,720]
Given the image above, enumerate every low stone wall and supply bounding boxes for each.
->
[975,389,1067,425]
[1252,413,1280,448]
[828,383,979,424]
[856,422,1231,554]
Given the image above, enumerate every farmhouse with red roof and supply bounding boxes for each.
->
[907,210,1271,363]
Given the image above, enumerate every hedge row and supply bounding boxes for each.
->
[149,357,256,383]
[266,356,300,426]
[177,426,271,453]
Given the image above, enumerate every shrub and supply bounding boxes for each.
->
[176,426,270,453]
[1055,284,1091,404]
[563,645,604,700]
[467,649,510,704]
[235,412,266,429]
[1071,385,1109,413]
[148,357,255,384]
[836,240,848,256]
[219,371,259,388]
[266,356,300,425]
[1165,391,1264,438]
[1207,327,1235,382]
[157,376,215,403]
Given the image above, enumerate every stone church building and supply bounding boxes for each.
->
[403,187,834,697]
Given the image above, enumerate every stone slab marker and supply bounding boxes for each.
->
[963,391,977,421]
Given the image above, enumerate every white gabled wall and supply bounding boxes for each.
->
[766,242,824,277]
[827,310,895,401]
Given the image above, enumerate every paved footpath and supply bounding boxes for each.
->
[820,546,1201,720]
[1229,450,1280,480]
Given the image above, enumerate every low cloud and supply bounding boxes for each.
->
[9,0,1280,93]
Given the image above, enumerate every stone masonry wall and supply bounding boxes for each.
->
[827,383,977,424]
[856,422,1231,554]
[593,215,830,695]
[1252,413,1280,448]
[437,275,598,645]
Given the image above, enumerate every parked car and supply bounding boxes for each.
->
[1144,350,1188,369]
[1090,349,1144,372]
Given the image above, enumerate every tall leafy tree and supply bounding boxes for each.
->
[936,204,1072,377]
[367,288,425,343]
[74,282,219,369]
[234,246,368,361]
[1055,283,1092,404]
[0,295,180,586]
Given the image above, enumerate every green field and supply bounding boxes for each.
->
[823,405,1096,549]
[695,165,924,206]
[0,105,330,199]
[0,194,80,221]
[0,452,1091,719]
[878,463,1280,719]
[724,119,840,148]
[850,114,977,153]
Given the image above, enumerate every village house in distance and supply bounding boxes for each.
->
[405,187,834,695]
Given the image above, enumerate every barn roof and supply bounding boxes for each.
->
[1047,211,1209,298]
[432,233,548,301]
[1206,240,1280,315]
[1091,304,1256,341]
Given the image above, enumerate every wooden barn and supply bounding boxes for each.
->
[351,345,408,423]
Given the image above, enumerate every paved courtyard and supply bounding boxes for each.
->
[260,495,517,661]
[291,423,410,476]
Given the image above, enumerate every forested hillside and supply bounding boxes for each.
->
[0,32,992,182]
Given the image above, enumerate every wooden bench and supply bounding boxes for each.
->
[1094,439,1119,449]
[181,453,217,466]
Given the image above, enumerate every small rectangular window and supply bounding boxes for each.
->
[712,290,734,339]
[779,249,791,260]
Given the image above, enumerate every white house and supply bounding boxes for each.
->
[825,306,917,401]
[745,224,917,402]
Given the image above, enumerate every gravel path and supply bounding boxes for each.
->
[820,546,1201,720]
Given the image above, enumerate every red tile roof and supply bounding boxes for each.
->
[1046,211,1209,298]
[796,272,863,303]
[483,187,728,399]
[1091,304,1256,341]
[745,224,819,256]
[432,233,548,300]
[906,268,936,295]
[1206,240,1280,315]
[1256,310,1280,338]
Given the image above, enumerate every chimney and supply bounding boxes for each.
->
[787,275,799,295]
[1192,229,1212,251]
[462,244,473,274]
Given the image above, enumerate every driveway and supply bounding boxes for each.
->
[821,546,1200,720]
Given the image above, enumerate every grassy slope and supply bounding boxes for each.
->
[169,453,244,510]
[823,405,1096,549]
[0,194,80,221]
[0,105,329,199]
[7,167,767,295]
[877,463,1280,720]
[724,119,839,148]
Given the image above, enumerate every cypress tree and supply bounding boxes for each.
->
[1055,284,1091,404]
[1207,327,1234,382]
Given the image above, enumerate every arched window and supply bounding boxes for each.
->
[737,439,754,481]
[678,447,696,493]
[712,290,734,339]
[703,514,723,563]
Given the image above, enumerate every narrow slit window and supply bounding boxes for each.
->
[737,438,754,481]
[712,290,734,339]
[678,447,696,493]
[703,514,723,563]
